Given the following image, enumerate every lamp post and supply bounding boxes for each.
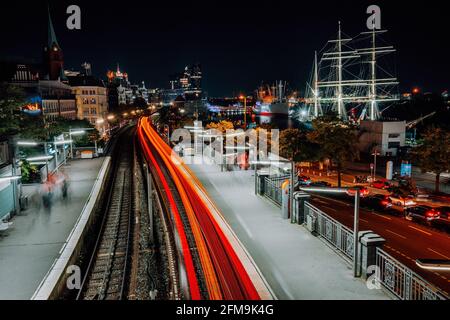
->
[53,138,73,167]
[298,186,361,277]
[239,95,247,130]
[163,124,170,144]
[68,128,97,159]
[17,141,51,178]
[371,149,381,182]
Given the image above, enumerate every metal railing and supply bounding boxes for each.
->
[304,202,354,260]
[263,175,290,206]
[375,248,447,300]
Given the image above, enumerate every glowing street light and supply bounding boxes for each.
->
[68,128,96,159]
[70,130,86,136]
[17,141,38,146]
[53,140,73,146]
[0,176,21,183]
[26,155,53,162]
[239,95,248,130]
[107,115,115,121]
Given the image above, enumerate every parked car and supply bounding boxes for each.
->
[415,187,431,200]
[432,206,450,230]
[309,181,332,188]
[297,175,312,184]
[404,205,440,225]
[346,185,370,198]
[371,180,391,190]
[361,194,393,211]
[388,194,416,207]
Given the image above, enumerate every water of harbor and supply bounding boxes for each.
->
[207,112,301,130]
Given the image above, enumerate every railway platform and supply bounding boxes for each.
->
[187,156,389,300]
[0,158,104,300]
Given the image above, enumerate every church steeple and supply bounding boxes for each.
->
[47,3,60,49]
[43,3,64,81]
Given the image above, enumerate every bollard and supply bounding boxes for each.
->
[281,180,290,220]
[359,232,386,280]
[292,191,311,224]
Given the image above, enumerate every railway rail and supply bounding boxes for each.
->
[77,129,134,300]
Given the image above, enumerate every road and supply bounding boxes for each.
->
[309,194,450,296]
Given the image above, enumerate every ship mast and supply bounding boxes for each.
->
[312,22,359,120]
[357,26,398,121]
[337,21,344,119]
[313,51,320,118]
[370,25,377,120]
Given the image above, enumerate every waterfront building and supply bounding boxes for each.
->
[68,68,109,133]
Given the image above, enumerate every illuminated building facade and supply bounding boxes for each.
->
[168,64,202,101]
[107,65,133,110]
[68,69,108,133]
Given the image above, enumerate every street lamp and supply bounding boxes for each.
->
[68,128,97,159]
[239,95,247,130]
[17,141,38,146]
[0,175,21,183]
[163,124,170,144]
[250,159,294,209]
[371,149,381,182]
[17,140,51,176]
[298,186,361,277]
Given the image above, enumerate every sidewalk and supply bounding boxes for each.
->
[188,158,388,300]
[0,158,104,300]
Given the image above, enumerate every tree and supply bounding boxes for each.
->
[0,82,26,135]
[308,115,359,187]
[279,127,319,162]
[155,105,188,132]
[206,120,234,133]
[410,127,450,193]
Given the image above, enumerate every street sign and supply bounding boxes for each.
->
[401,163,412,177]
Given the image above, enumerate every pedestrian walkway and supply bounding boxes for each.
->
[0,158,104,300]
[188,157,388,299]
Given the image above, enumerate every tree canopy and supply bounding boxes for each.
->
[308,115,359,186]
[279,127,318,162]
[0,82,26,136]
[410,127,450,192]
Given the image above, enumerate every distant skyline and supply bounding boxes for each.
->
[1,0,449,96]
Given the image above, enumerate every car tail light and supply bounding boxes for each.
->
[381,200,388,205]
[426,210,439,217]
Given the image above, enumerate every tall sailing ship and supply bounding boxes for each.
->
[303,21,399,122]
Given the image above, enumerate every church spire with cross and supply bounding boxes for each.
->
[43,3,65,81]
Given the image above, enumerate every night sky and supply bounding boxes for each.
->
[1,0,449,96]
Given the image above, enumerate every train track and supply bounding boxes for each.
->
[77,130,134,300]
